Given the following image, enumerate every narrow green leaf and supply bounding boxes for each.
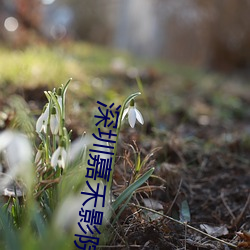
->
[62,78,72,97]
[0,208,21,250]
[32,209,46,237]
[179,199,191,222]
[135,152,141,173]
[112,167,154,211]
[112,192,133,225]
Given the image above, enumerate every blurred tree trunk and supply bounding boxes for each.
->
[204,0,250,71]
[15,0,42,45]
[16,0,41,31]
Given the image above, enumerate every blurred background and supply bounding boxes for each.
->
[1,0,250,72]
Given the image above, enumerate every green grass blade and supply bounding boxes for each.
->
[112,192,133,225]
[32,210,46,237]
[0,208,21,250]
[112,167,154,211]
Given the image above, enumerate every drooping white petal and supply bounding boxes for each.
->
[5,133,32,170]
[41,121,48,133]
[51,147,67,169]
[54,194,83,233]
[57,158,64,169]
[50,114,59,135]
[122,101,144,128]
[135,109,144,125]
[35,149,43,164]
[122,107,129,120]
[51,147,61,168]
[59,148,67,169]
[0,130,33,191]
[128,107,136,128]
[68,136,89,163]
[44,103,50,117]
[36,104,50,134]
[36,113,45,133]
[0,130,14,151]
[57,96,63,111]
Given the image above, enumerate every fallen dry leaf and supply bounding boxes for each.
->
[200,224,229,237]
[237,231,250,248]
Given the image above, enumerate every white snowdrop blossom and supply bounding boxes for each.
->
[50,106,60,135]
[36,104,50,133]
[0,130,33,190]
[0,130,32,170]
[122,99,144,128]
[57,94,63,111]
[51,145,67,169]
[67,135,89,164]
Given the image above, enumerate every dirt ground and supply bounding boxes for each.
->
[106,72,250,249]
[109,126,250,249]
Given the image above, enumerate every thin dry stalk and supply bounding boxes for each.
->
[129,203,238,249]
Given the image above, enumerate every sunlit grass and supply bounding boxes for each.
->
[0,41,206,87]
[0,44,84,86]
[0,41,247,128]
[0,42,132,87]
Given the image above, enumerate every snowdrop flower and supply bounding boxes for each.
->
[67,134,88,164]
[50,106,59,135]
[0,130,32,170]
[36,103,50,133]
[57,95,63,112]
[56,87,63,111]
[51,142,67,169]
[122,99,144,128]
[0,130,33,190]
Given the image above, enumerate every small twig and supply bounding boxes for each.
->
[166,178,183,215]
[221,190,236,221]
[34,180,59,199]
[184,221,187,250]
[107,220,128,247]
[39,177,60,184]
[129,203,238,249]
[233,192,250,227]
[97,244,141,248]
[135,185,164,193]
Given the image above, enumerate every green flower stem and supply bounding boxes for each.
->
[44,95,53,164]
[52,134,56,152]
[61,78,71,127]
[63,127,70,150]
[107,92,141,200]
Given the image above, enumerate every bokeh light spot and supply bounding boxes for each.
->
[41,0,55,5]
[50,24,67,40]
[4,17,19,32]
